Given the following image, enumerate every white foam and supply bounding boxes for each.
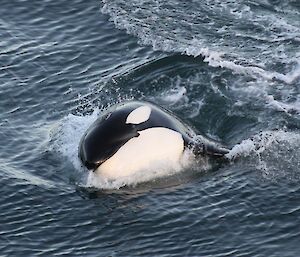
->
[226,130,300,177]
[188,99,204,118]
[150,79,204,117]
[226,130,299,159]
[266,95,300,114]
[228,75,300,116]
[185,44,300,84]
[101,0,300,84]
[158,86,188,105]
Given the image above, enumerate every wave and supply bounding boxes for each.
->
[101,0,300,83]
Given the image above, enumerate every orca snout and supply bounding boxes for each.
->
[83,161,99,171]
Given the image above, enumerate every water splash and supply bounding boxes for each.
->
[50,109,101,172]
[226,130,300,178]
[147,75,205,118]
[158,86,188,105]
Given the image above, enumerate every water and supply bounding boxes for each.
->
[0,0,299,255]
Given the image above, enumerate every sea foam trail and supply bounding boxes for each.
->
[101,0,300,83]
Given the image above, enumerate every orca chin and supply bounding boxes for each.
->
[78,100,229,179]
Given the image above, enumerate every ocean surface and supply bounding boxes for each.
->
[1,0,300,256]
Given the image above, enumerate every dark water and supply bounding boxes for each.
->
[1,0,300,256]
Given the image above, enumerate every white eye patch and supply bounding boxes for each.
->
[126,106,151,124]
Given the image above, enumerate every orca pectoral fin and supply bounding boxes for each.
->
[205,144,229,157]
[191,136,229,158]
[193,143,229,157]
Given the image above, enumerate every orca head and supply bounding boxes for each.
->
[79,109,140,171]
[79,102,152,171]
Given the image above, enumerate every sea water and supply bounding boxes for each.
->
[0,0,300,256]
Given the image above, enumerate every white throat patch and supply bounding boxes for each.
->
[126,106,151,124]
[95,127,185,179]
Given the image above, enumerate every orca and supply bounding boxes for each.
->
[79,101,229,179]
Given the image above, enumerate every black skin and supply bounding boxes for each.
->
[79,101,229,171]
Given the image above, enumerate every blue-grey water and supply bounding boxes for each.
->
[1,0,300,256]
